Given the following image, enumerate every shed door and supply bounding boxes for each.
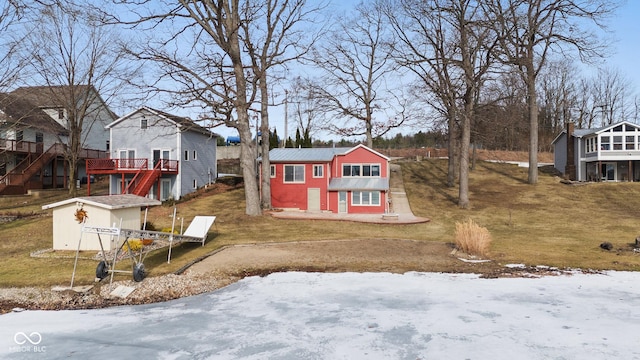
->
[308,188,321,212]
[338,191,347,213]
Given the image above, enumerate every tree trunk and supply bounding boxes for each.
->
[228,22,261,216]
[365,117,373,148]
[67,131,80,197]
[458,114,471,208]
[527,66,538,184]
[238,122,260,215]
[67,157,77,197]
[259,73,272,210]
[446,111,457,188]
[471,142,477,171]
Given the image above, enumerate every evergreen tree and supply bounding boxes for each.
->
[285,136,294,148]
[303,127,312,148]
[295,128,302,148]
[269,128,279,149]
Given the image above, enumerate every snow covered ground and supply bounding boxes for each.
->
[1,271,639,359]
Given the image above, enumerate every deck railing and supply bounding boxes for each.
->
[86,158,178,173]
[0,139,44,154]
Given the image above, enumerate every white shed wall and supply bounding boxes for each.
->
[52,204,142,251]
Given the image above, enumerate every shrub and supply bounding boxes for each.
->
[123,239,143,252]
[142,221,156,231]
[454,219,492,257]
[160,227,179,234]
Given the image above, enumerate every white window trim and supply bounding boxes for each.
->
[313,164,324,178]
[283,164,305,183]
[184,150,189,161]
[193,179,198,189]
[270,164,276,178]
[351,191,381,206]
[342,163,382,177]
[598,125,640,152]
[141,118,148,129]
[193,150,197,160]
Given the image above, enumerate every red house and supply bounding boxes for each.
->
[262,144,390,214]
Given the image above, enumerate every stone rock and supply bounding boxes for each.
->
[600,242,613,251]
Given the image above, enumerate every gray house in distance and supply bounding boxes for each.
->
[87,107,218,200]
[552,121,640,182]
[0,86,113,195]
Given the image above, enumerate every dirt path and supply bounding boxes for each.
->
[185,239,502,277]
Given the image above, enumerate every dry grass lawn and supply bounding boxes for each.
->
[1,156,640,288]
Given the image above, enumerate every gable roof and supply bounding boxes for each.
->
[0,93,68,134]
[551,121,640,145]
[11,85,119,121]
[581,121,640,136]
[107,106,216,137]
[340,144,390,161]
[266,144,389,162]
[268,147,352,162]
[42,194,161,210]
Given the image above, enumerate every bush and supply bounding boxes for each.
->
[160,227,179,234]
[142,221,156,231]
[454,219,492,257]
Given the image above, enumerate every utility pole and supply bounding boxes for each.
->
[283,89,288,148]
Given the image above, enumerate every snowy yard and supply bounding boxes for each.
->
[1,271,639,359]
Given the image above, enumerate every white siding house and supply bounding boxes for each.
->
[552,121,640,182]
[90,107,218,200]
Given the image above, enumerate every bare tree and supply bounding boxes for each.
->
[592,67,635,126]
[101,1,262,215]
[99,0,320,215]
[538,59,579,148]
[240,0,323,210]
[0,1,32,90]
[22,3,132,196]
[287,76,328,143]
[310,0,406,147]
[387,0,461,188]
[388,0,496,208]
[484,0,618,184]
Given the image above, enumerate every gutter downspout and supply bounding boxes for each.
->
[176,128,181,200]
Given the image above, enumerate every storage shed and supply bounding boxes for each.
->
[42,194,161,251]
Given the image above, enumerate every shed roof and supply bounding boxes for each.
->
[328,177,389,191]
[42,194,161,210]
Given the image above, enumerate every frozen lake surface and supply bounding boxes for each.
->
[1,271,639,359]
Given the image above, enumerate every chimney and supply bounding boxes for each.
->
[565,123,576,180]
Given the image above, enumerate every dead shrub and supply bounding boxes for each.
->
[455,219,492,257]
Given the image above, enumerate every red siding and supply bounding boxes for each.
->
[332,146,389,180]
[327,190,387,213]
[270,162,329,210]
[266,145,389,214]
